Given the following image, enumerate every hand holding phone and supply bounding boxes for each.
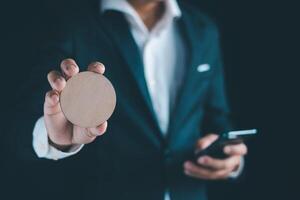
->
[194,129,257,160]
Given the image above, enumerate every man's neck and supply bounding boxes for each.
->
[127,0,165,30]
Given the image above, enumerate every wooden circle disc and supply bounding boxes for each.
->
[60,71,116,128]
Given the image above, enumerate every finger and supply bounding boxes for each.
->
[44,90,61,115]
[47,70,66,92]
[45,90,59,107]
[184,161,229,180]
[87,62,105,74]
[72,126,97,144]
[198,155,241,171]
[224,143,248,156]
[95,121,108,135]
[87,121,108,137]
[44,102,72,146]
[196,133,219,151]
[60,58,80,80]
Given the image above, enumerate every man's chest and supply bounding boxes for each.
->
[71,21,216,123]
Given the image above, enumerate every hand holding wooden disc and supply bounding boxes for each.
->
[60,71,116,128]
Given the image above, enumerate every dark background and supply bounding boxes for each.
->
[1,0,298,199]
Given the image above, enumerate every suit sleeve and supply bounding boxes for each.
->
[201,24,246,179]
[3,18,99,198]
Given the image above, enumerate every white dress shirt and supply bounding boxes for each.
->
[32,0,243,199]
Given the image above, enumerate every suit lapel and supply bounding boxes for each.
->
[167,7,206,137]
[98,11,164,142]
[91,1,207,144]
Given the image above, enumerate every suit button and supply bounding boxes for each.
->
[164,148,170,156]
[164,148,172,163]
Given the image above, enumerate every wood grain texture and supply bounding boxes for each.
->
[60,72,116,128]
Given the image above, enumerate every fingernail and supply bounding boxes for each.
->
[55,77,62,83]
[66,64,75,71]
[92,62,100,67]
[97,130,105,136]
[184,170,190,175]
[224,146,231,154]
[184,162,190,169]
[98,65,105,73]
[51,94,59,102]
[198,157,206,164]
[98,125,106,132]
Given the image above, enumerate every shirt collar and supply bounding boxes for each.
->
[100,0,182,35]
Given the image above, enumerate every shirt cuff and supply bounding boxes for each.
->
[32,117,84,160]
[228,156,244,178]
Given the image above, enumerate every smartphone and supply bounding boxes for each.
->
[194,129,257,160]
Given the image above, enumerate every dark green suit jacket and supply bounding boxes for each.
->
[6,1,232,200]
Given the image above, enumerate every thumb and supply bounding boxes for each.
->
[196,133,219,151]
[44,90,61,115]
[44,90,73,146]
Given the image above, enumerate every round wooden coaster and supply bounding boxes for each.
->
[60,71,116,128]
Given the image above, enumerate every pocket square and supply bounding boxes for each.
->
[197,64,210,72]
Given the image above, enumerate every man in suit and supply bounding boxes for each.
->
[10,0,248,199]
